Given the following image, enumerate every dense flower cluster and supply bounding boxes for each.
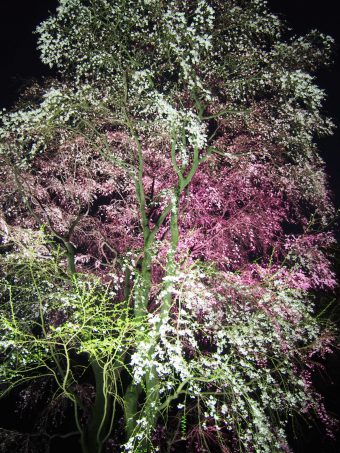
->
[126,262,335,451]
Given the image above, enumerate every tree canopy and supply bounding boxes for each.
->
[0,1,337,452]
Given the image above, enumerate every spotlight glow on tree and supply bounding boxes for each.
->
[0,1,337,452]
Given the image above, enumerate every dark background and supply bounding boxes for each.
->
[0,1,339,452]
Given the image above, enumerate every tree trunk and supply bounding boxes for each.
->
[80,360,113,453]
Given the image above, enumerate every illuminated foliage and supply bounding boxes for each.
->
[0,1,337,452]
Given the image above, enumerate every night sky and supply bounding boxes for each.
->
[0,2,339,451]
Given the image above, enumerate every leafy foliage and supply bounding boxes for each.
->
[0,1,337,452]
